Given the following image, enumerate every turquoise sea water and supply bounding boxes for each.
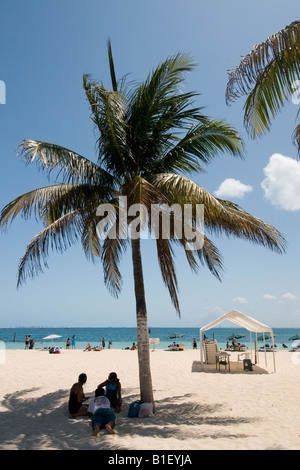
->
[0,326,299,350]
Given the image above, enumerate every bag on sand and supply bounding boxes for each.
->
[138,402,153,418]
[128,400,141,418]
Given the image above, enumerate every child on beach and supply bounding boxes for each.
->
[98,372,122,413]
[87,387,116,436]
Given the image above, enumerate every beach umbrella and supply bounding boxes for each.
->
[288,335,299,341]
[257,334,272,341]
[42,334,62,343]
[226,334,245,340]
[43,334,62,340]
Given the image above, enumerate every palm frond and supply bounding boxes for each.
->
[226,20,300,151]
[226,20,300,104]
[107,38,118,92]
[210,198,287,254]
[83,75,131,178]
[17,210,83,287]
[18,140,113,186]
[155,237,180,315]
[0,183,116,229]
[81,210,102,262]
[127,53,196,167]
[152,173,286,254]
[101,229,128,297]
[125,175,168,209]
[153,119,243,175]
[173,233,223,281]
[242,52,300,139]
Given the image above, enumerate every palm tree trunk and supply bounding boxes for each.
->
[131,236,155,409]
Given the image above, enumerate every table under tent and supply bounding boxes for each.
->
[199,309,276,372]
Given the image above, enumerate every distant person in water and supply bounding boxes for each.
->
[25,335,30,350]
[68,373,89,418]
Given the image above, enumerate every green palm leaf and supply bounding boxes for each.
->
[17,210,84,287]
[226,20,300,152]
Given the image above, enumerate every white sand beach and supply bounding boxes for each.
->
[0,348,299,450]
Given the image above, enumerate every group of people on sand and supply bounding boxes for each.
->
[226,337,243,350]
[84,340,113,351]
[123,342,137,350]
[68,372,122,436]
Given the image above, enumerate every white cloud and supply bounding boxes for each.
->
[261,153,300,211]
[263,294,277,300]
[233,296,248,304]
[282,293,299,300]
[214,178,253,199]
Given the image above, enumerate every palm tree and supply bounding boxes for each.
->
[0,42,286,408]
[225,20,300,152]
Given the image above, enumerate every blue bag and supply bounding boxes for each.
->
[128,400,141,418]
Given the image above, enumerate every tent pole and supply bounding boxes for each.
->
[200,330,203,365]
[263,332,267,367]
[271,333,276,373]
[256,333,258,364]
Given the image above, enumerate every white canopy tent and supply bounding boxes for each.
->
[199,310,276,372]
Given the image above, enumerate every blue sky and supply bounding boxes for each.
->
[0,0,299,328]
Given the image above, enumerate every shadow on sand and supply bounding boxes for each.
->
[0,386,259,450]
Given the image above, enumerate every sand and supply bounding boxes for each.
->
[0,348,299,450]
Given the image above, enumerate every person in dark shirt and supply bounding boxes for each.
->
[68,373,89,418]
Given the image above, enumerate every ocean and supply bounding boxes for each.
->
[0,326,299,350]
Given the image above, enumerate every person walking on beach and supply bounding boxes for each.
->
[65,338,71,349]
[98,372,122,413]
[71,335,76,349]
[68,373,90,418]
[193,337,197,349]
[87,387,116,436]
[29,338,35,349]
[102,337,105,349]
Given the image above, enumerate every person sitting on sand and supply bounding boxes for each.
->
[68,373,90,418]
[87,387,116,436]
[130,342,137,350]
[84,343,93,351]
[98,372,122,413]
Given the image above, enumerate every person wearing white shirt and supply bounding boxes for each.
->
[87,387,116,436]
